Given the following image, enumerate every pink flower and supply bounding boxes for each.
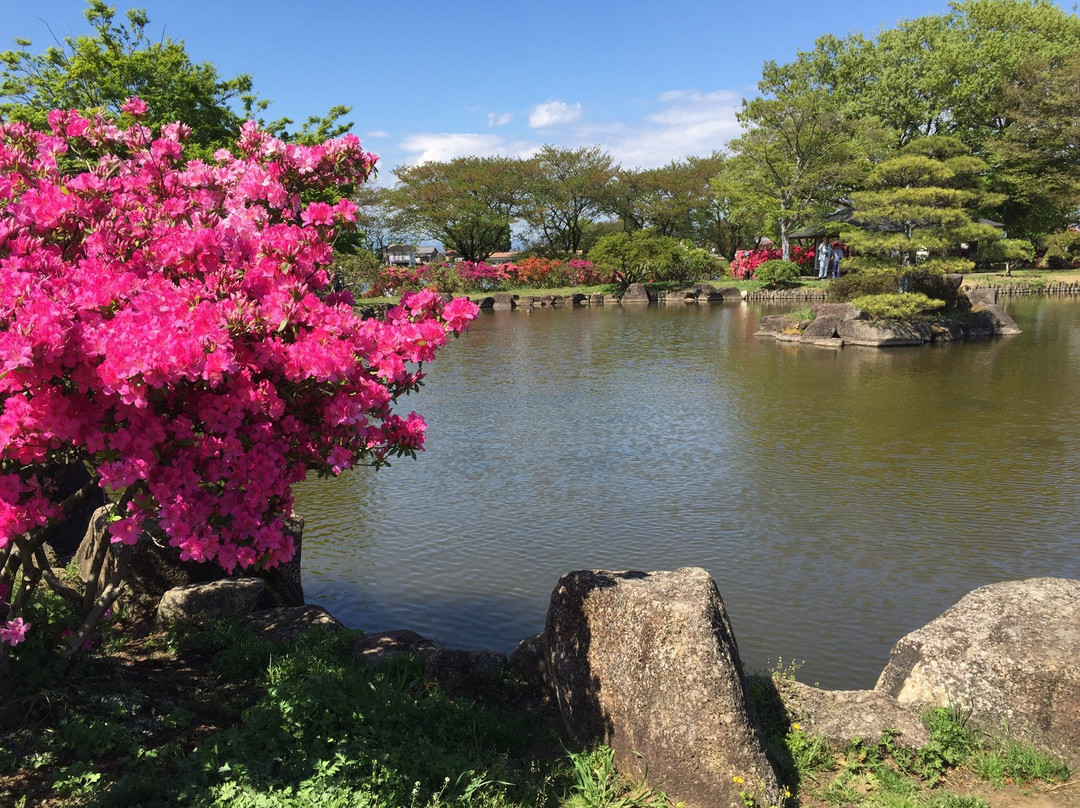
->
[121,97,148,117]
[1,617,29,646]
[442,297,479,333]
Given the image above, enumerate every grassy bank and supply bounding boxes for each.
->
[356,269,1080,307]
[1,611,1072,808]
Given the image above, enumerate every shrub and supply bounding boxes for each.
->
[827,270,899,302]
[754,259,802,289]
[0,106,478,660]
[730,245,815,279]
[850,293,946,320]
[900,268,963,309]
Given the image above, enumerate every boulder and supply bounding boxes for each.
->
[976,303,1022,335]
[757,314,800,334]
[715,285,743,302]
[930,320,965,342]
[492,293,515,310]
[691,283,724,302]
[474,296,495,309]
[966,287,997,306]
[510,633,555,702]
[811,302,860,321]
[350,629,435,663]
[77,506,305,615]
[836,319,930,346]
[421,648,508,698]
[875,577,1080,768]
[588,293,605,306]
[604,294,622,305]
[517,296,535,308]
[784,682,929,749]
[156,578,266,627]
[568,293,587,306]
[661,288,696,304]
[245,605,345,643]
[621,283,651,303]
[544,568,780,808]
[800,315,842,340]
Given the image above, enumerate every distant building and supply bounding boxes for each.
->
[385,244,444,266]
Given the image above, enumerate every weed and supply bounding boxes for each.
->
[968,736,1070,787]
[564,746,667,808]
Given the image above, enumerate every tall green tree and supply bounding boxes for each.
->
[727,90,880,260]
[519,145,617,256]
[0,1,351,155]
[988,53,1080,239]
[387,156,529,263]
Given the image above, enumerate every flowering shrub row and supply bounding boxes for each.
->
[730,246,815,280]
[364,257,600,296]
[0,104,477,654]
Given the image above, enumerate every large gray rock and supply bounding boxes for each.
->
[156,578,266,627]
[421,648,508,698]
[966,287,997,306]
[621,283,652,303]
[975,303,1022,335]
[545,568,780,808]
[811,302,860,321]
[875,578,1080,767]
[715,286,743,302]
[77,506,305,615]
[784,682,929,749]
[756,314,800,334]
[800,315,842,340]
[246,605,345,643]
[351,629,435,663]
[492,292,515,310]
[836,319,930,346]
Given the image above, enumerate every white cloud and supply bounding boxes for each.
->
[397,132,539,165]
[488,111,513,127]
[528,100,583,129]
[601,89,744,168]
[390,89,746,171]
[365,130,389,138]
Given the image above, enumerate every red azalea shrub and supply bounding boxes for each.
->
[0,104,478,655]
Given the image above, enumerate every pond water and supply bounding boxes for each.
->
[294,296,1080,689]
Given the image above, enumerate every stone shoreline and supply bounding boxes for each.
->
[355,278,1080,319]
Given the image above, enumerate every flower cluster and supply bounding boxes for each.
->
[366,257,598,296]
[729,246,815,280]
[0,105,478,647]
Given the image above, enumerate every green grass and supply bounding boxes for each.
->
[746,662,1072,808]
[0,616,671,808]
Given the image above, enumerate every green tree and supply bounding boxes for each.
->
[387,156,529,263]
[588,229,706,287]
[520,145,617,255]
[988,53,1080,240]
[755,0,1080,238]
[843,136,1002,274]
[727,90,879,260]
[0,1,351,155]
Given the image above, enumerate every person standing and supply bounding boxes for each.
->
[829,242,844,278]
[815,240,830,279]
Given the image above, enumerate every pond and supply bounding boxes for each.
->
[294,296,1080,690]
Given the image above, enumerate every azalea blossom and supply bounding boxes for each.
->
[0,110,475,654]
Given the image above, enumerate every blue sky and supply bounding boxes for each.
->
[4,1,1074,181]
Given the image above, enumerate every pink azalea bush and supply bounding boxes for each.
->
[0,103,478,655]
[730,245,815,280]
[364,257,599,296]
